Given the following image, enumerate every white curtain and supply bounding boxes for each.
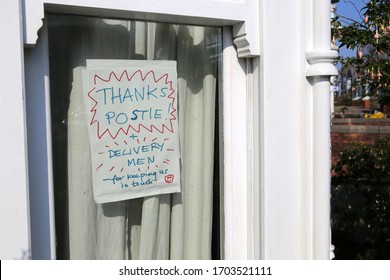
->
[57,16,219,259]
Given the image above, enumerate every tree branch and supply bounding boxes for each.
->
[342,0,365,21]
[335,13,367,29]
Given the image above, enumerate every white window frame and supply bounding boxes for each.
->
[0,0,30,260]
[21,0,262,260]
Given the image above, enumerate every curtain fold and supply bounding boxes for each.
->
[61,16,219,260]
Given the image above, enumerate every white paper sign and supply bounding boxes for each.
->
[83,60,180,203]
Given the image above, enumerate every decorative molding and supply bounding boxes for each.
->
[330,244,335,260]
[232,22,258,58]
[23,0,45,47]
[306,50,339,77]
[22,0,260,58]
[233,33,252,58]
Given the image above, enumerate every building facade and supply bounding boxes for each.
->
[0,0,337,260]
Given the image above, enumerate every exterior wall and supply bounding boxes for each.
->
[0,0,336,260]
[0,0,31,259]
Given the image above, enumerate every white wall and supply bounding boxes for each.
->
[0,0,31,259]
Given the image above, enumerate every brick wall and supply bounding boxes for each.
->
[331,118,390,163]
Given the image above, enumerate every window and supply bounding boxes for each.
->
[24,1,259,260]
[47,13,222,259]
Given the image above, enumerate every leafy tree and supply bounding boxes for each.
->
[332,0,390,105]
[332,138,390,259]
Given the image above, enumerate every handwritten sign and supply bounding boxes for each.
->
[83,60,180,203]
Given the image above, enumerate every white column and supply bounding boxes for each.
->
[312,76,332,259]
[306,0,338,259]
[0,0,31,259]
[261,0,308,259]
[260,0,338,259]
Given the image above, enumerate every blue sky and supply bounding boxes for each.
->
[335,0,369,58]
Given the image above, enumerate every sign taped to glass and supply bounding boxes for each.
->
[83,60,181,203]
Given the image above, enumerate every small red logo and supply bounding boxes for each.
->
[164,174,174,184]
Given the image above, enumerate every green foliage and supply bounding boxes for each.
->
[332,138,390,259]
[332,0,390,101]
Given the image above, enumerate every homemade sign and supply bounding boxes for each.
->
[83,60,180,203]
